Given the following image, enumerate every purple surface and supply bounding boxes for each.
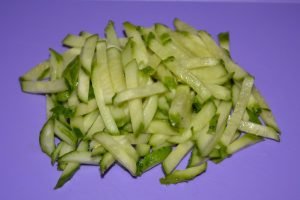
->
[1,1,299,200]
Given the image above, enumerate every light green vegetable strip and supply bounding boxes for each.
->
[114,82,167,105]
[143,95,158,129]
[93,132,136,176]
[92,45,119,135]
[163,140,194,174]
[21,79,67,94]
[163,58,211,103]
[107,47,126,92]
[227,134,263,155]
[95,41,115,104]
[124,60,144,134]
[160,162,207,185]
[39,118,55,157]
[20,60,50,81]
[62,34,86,48]
[49,48,63,80]
[80,34,98,74]
[221,76,254,145]
[238,120,279,141]
[105,20,121,47]
[77,68,90,103]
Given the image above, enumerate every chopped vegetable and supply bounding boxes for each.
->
[20,19,280,189]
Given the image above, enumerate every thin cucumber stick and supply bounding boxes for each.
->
[163,58,211,103]
[20,60,50,81]
[107,47,126,92]
[221,76,254,145]
[39,118,55,157]
[77,68,90,103]
[92,48,119,135]
[95,41,115,104]
[113,82,167,105]
[238,120,279,141]
[93,132,136,176]
[163,140,194,174]
[124,60,144,134]
[160,162,207,184]
[105,20,121,47]
[80,34,98,74]
[49,49,63,80]
[21,79,67,94]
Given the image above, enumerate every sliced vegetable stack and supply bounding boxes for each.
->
[20,19,280,188]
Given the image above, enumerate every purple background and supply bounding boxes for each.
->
[1,1,299,200]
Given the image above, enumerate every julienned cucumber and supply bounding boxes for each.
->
[20,19,281,189]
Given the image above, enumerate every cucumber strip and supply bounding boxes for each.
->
[54,162,80,189]
[201,121,229,157]
[190,65,227,81]
[169,31,211,57]
[156,64,177,89]
[59,151,101,165]
[149,134,170,147]
[232,84,240,106]
[221,76,254,145]
[227,134,263,155]
[202,73,233,85]
[205,84,231,101]
[82,110,99,134]
[195,124,213,154]
[167,129,192,144]
[158,95,171,114]
[112,135,139,161]
[62,48,81,67]
[173,18,198,35]
[93,132,137,176]
[121,39,133,66]
[100,152,115,175]
[107,47,126,92]
[191,101,216,132]
[216,101,232,132]
[95,41,115,104]
[51,142,64,165]
[77,140,89,151]
[218,32,230,52]
[147,120,179,136]
[160,162,207,185]
[114,82,167,105]
[188,147,205,167]
[149,36,190,60]
[91,145,106,156]
[124,60,144,134]
[54,120,77,146]
[74,99,97,116]
[123,22,148,66]
[68,90,80,107]
[177,57,221,69]
[85,115,105,139]
[62,34,86,48]
[198,31,247,80]
[77,68,90,103]
[238,120,279,141]
[136,146,172,176]
[260,109,280,133]
[46,95,55,119]
[105,20,120,47]
[169,85,192,128]
[155,24,194,58]
[163,141,194,174]
[39,118,55,157]
[136,144,150,157]
[70,116,84,134]
[92,47,119,135]
[163,58,211,103]
[21,79,67,94]
[252,87,269,109]
[126,133,151,145]
[109,105,130,128]
[80,34,98,74]
[49,49,64,80]
[20,60,50,81]
[143,95,158,129]
[58,142,76,158]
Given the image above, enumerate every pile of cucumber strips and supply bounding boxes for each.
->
[20,19,280,188]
